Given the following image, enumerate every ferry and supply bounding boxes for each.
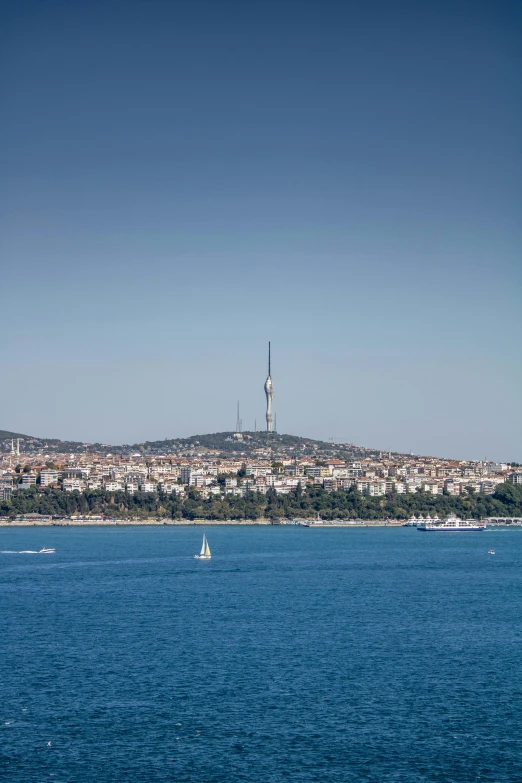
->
[404,514,441,527]
[417,514,486,532]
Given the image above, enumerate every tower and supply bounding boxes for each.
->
[264,342,274,433]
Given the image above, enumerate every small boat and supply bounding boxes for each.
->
[488,549,495,555]
[39,548,55,554]
[194,534,211,560]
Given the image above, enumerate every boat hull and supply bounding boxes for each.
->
[418,527,485,532]
[194,555,211,559]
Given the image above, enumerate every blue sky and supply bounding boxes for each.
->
[1,0,520,460]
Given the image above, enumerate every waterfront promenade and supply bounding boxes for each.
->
[1,516,407,527]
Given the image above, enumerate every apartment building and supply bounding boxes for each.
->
[63,478,85,492]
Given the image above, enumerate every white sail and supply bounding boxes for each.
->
[204,538,211,558]
[200,535,206,556]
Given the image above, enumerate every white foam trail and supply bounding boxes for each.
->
[0,550,54,554]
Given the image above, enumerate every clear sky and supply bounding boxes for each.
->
[1,0,520,460]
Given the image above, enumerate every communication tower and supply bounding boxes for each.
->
[264,342,274,433]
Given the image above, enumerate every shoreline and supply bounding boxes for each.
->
[1,519,517,528]
[0,518,406,527]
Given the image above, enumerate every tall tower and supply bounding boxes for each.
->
[264,342,274,433]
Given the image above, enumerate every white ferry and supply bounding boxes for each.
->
[404,514,441,527]
[417,514,486,532]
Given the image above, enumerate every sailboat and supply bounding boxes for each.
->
[194,534,211,560]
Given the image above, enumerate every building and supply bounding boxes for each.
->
[180,467,192,484]
[507,472,522,484]
[63,469,83,480]
[158,482,178,494]
[368,481,386,497]
[103,480,123,492]
[139,482,157,493]
[63,478,85,492]
[40,469,60,486]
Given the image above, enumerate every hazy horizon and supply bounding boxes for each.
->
[1,0,520,462]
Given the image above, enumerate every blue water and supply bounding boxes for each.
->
[1,526,521,782]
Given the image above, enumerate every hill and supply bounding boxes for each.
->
[0,429,387,459]
[105,431,386,459]
[0,429,30,441]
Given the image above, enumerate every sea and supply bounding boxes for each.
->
[1,525,521,783]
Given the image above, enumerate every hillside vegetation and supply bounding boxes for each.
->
[0,430,382,458]
[2,483,521,521]
[0,430,29,441]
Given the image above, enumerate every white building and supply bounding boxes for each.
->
[422,483,443,495]
[63,478,85,492]
[139,482,157,493]
[103,481,124,492]
[159,482,178,494]
[368,481,386,497]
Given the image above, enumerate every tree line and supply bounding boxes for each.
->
[2,482,522,521]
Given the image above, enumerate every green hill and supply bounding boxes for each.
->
[120,431,382,459]
[0,429,382,459]
[0,429,30,441]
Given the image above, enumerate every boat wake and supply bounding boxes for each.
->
[1,549,56,554]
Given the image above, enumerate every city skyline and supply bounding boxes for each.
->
[0,0,520,461]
